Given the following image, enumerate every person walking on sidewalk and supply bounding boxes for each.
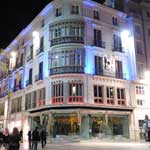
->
[40,127,47,149]
[2,128,10,150]
[27,130,32,150]
[9,127,21,150]
[32,127,40,150]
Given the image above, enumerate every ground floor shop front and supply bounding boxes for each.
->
[28,108,131,140]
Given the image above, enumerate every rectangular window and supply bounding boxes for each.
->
[68,82,83,103]
[71,5,79,14]
[52,82,64,104]
[95,56,103,75]
[113,34,122,52]
[41,19,45,28]
[25,93,32,110]
[12,97,22,113]
[107,87,114,104]
[117,88,125,105]
[135,25,141,35]
[37,88,45,107]
[0,103,4,115]
[93,10,99,20]
[148,29,150,36]
[137,99,144,106]
[137,64,144,79]
[115,60,123,79]
[32,91,37,108]
[93,29,104,48]
[94,85,103,104]
[146,11,150,17]
[112,17,118,26]
[136,86,145,95]
[40,36,44,51]
[29,68,32,84]
[136,41,143,55]
[56,8,62,17]
[39,62,43,80]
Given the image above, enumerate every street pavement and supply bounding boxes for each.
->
[21,141,150,150]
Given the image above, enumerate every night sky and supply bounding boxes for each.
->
[0,0,101,49]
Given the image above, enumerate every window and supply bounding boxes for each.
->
[41,19,45,27]
[137,64,144,79]
[94,85,103,104]
[71,5,79,14]
[107,87,114,104]
[113,34,122,52]
[93,10,99,20]
[0,103,4,115]
[137,99,144,106]
[25,93,32,110]
[117,88,125,105]
[40,36,44,51]
[32,91,37,108]
[52,82,64,104]
[11,97,22,113]
[112,17,118,26]
[28,68,32,85]
[39,62,43,80]
[95,56,103,75]
[136,41,143,55]
[94,29,105,48]
[135,25,141,35]
[115,60,123,79]
[146,11,150,17]
[68,82,83,103]
[56,8,62,17]
[136,86,145,95]
[37,88,45,107]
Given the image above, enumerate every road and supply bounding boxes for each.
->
[22,141,150,150]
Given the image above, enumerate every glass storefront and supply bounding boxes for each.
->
[53,114,79,137]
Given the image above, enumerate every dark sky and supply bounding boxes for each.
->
[0,0,101,49]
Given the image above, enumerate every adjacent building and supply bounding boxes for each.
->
[0,0,150,141]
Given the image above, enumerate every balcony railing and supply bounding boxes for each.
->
[50,36,84,46]
[15,61,23,70]
[68,96,84,103]
[35,74,43,82]
[52,96,64,104]
[36,48,44,56]
[26,80,32,86]
[26,55,33,62]
[93,41,105,48]
[112,46,124,53]
[13,84,23,92]
[37,99,45,107]
[49,66,84,75]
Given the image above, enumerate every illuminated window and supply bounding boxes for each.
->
[68,82,83,103]
[56,8,62,17]
[71,5,79,14]
[94,85,103,104]
[93,10,99,20]
[107,87,114,104]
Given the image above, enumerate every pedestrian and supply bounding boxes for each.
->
[0,129,3,149]
[2,128,10,150]
[9,127,21,150]
[27,129,32,150]
[40,127,47,149]
[143,115,150,142]
[32,127,40,150]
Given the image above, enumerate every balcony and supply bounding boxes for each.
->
[26,80,32,86]
[52,96,64,104]
[113,46,124,53]
[36,48,44,56]
[49,66,84,75]
[93,41,105,48]
[13,84,23,92]
[26,55,33,62]
[15,61,23,70]
[37,99,45,107]
[68,96,84,103]
[35,74,43,82]
[50,36,84,46]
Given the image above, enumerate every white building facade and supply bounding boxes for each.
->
[0,0,149,141]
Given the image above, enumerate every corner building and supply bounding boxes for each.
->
[0,0,149,141]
